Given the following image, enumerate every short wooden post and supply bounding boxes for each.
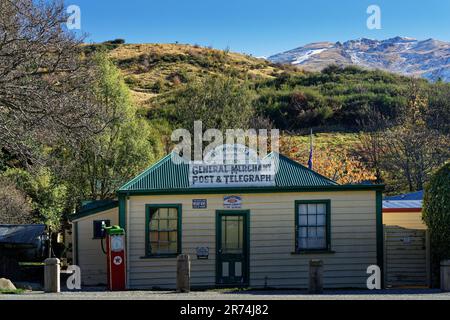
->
[440,260,450,292]
[44,258,60,293]
[177,254,190,293]
[309,259,323,294]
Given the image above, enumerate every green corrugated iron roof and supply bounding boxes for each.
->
[118,152,340,193]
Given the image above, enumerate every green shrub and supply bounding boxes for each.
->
[423,162,450,287]
[104,39,126,45]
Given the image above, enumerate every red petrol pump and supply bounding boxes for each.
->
[104,226,126,291]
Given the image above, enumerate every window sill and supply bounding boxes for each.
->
[291,250,335,255]
[140,254,179,259]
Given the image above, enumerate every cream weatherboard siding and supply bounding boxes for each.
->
[383,211,430,287]
[383,211,426,230]
[126,191,377,289]
[73,208,118,286]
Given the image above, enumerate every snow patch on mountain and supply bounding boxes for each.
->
[292,48,328,65]
[268,37,450,82]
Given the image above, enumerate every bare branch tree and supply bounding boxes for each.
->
[0,0,110,162]
[356,104,389,184]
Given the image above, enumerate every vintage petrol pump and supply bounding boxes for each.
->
[104,225,126,291]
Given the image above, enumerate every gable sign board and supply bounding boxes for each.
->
[189,144,277,188]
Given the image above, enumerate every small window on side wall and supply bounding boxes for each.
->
[296,200,330,252]
[93,220,110,239]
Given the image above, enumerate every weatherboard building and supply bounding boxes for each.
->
[71,147,383,289]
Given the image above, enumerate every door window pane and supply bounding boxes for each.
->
[222,216,244,254]
[222,262,229,277]
[235,262,242,277]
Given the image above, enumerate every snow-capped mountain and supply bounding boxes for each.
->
[268,37,450,82]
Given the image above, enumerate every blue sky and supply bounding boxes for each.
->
[67,0,450,57]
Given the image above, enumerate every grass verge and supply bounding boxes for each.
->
[0,289,26,294]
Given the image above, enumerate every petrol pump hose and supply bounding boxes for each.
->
[100,221,107,254]
[101,235,107,254]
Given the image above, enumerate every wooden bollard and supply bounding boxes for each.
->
[441,260,450,292]
[308,259,323,294]
[177,254,190,293]
[44,258,60,293]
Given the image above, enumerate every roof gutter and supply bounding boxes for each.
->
[117,184,385,196]
[383,208,422,213]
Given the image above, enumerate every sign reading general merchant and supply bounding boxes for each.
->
[189,163,275,187]
[188,144,276,188]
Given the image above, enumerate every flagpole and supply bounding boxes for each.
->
[308,128,313,170]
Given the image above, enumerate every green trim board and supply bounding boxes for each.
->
[376,190,384,289]
[117,184,384,196]
[215,210,250,287]
[294,200,332,253]
[144,204,182,258]
[118,194,126,230]
[69,201,118,221]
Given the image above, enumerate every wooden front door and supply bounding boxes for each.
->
[216,211,249,286]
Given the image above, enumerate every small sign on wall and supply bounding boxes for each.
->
[224,196,242,209]
[192,199,207,209]
[196,247,209,259]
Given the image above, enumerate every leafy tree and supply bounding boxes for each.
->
[59,53,163,201]
[423,162,450,287]
[168,75,257,132]
[2,168,66,232]
[0,176,33,224]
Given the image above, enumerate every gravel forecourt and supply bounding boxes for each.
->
[1,288,450,300]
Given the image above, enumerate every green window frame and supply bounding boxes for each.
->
[295,200,331,253]
[145,204,182,257]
